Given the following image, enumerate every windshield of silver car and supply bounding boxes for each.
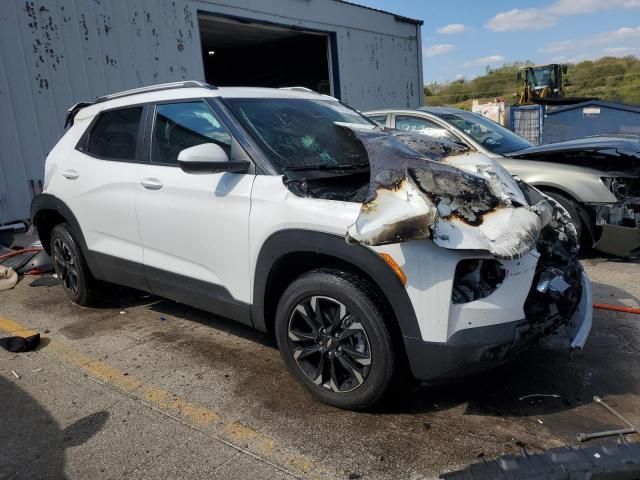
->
[435,111,534,155]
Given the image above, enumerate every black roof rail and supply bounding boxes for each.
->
[95,80,217,103]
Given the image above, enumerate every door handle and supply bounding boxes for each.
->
[141,178,163,190]
[61,169,79,180]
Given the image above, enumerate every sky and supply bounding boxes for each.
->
[352,0,640,83]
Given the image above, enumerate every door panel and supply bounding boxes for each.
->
[136,100,254,322]
[57,107,145,284]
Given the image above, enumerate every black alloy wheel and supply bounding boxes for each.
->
[50,223,98,306]
[287,295,372,393]
[52,236,80,296]
[275,269,395,410]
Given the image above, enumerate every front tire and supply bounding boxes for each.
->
[542,191,586,241]
[50,223,99,306]
[275,269,395,410]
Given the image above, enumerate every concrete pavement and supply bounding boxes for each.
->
[1,257,639,479]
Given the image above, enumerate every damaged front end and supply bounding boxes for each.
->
[508,137,640,257]
[341,127,586,348]
[592,175,640,257]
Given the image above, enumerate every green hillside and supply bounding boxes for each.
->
[425,56,640,109]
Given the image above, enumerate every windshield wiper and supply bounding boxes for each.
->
[284,162,370,172]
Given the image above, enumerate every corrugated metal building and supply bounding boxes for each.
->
[0,0,423,225]
[542,100,640,144]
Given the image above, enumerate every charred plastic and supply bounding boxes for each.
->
[285,125,583,333]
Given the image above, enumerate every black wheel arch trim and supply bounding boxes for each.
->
[31,194,90,257]
[251,229,421,340]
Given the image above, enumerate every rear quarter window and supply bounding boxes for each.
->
[80,107,143,161]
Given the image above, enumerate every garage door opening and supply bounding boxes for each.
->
[198,14,335,96]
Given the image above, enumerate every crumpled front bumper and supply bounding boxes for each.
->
[541,271,592,349]
[568,272,593,348]
[403,272,593,382]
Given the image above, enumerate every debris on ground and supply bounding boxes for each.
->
[11,370,20,379]
[593,303,640,314]
[0,333,41,352]
[29,275,60,287]
[0,266,18,292]
[440,440,640,479]
[518,394,560,401]
[578,395,639,442]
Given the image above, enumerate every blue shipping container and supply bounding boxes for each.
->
[542,100,640,144]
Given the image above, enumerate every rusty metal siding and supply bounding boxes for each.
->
[0,0,203,224]
[0,0,421,223]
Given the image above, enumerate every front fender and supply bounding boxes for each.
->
[497,159,617,203]
[252,229,421,340]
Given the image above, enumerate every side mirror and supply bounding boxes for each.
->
[177,143,250,174]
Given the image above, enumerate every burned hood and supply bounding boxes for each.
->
[345,127,575,259]
[505,136,640,176]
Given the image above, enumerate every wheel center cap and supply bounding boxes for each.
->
[324,337,335,349]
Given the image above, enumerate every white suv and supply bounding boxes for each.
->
[32,81,592,410]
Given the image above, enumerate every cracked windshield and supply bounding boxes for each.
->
[226,98,372,170]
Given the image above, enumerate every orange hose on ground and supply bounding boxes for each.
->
[0,248,43,262]
[593,303,640,314]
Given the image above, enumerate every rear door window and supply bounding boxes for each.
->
[85,107,143,161]
[151,101,232,165]
[368,114,388,126]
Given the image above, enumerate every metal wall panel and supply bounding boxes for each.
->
[191,0,422,109]
[0,0,422,223]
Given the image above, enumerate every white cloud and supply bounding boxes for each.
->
[551,54,589,63]
[549,0,640,14]
[436,24,467,34]
[486,0,640,32]
[461,55,505,67]
[423,44,455,57]
[541,26,640,53]
[603,46,638,55]
[541,40,573,53]
[455,74,465,80]
[486,8,557,31]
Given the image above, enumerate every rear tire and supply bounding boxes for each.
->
[50,223,99,306]
[275,268,395,410]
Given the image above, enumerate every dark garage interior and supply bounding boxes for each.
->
[198,14,333,95]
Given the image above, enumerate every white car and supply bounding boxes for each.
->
[32,81,592,410]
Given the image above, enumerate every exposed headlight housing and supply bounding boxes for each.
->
[601,177,628,199]
[452,259,506,304]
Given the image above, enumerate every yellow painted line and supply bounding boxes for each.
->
[0,315,327,479]
[0,316,39,337]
